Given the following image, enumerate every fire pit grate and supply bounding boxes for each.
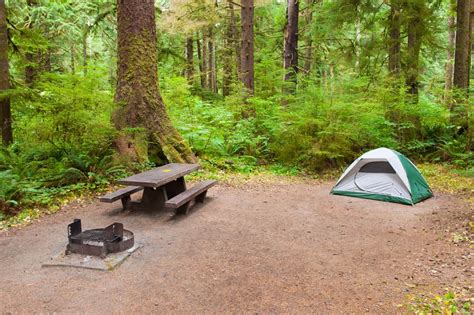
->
[66,219,134,258]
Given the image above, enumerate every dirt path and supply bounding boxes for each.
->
[0,180,472,313]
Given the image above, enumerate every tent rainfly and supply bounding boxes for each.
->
[331,148,433,205]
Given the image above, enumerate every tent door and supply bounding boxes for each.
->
[353,161,408,198]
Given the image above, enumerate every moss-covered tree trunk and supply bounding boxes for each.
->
[229,0,241,76]
[207,28,217,93]
[24,0,38,86]
[452,0,472,148]
[223,8,234,97]
[453,0,471,93]
[185,37,194,85]
[0,0,12,145]
[303,0,314,74]
[240,0,254,95]
[223,0,241,96]
[196,36,205,89]
[114,0,196,163]
[445,0,456,99]
[405,1,423,102]
[388,0,401,75]
[201,32,209,90]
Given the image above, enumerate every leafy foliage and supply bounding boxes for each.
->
[164,74,471,174]
[0,72,126,215]
[406,291,471,315]
[1,0,473,222]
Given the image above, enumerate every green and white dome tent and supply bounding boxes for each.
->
[331,148,433,205]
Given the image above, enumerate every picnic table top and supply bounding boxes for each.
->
[117,163,200,188]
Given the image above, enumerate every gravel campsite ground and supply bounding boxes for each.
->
[0,178,472,313]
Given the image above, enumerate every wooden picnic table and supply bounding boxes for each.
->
[118,163,200,187]
[100,163,216,215]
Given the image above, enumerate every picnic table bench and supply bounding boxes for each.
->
[100,163,216,215]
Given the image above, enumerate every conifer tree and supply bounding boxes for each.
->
[0,0,12,145]
[114,0,196,163]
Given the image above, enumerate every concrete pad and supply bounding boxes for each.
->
[42,244,143,271]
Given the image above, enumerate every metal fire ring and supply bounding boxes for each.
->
[66,219,134,258]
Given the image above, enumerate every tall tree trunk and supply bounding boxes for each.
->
[240,0,254,95]
[405,2,423,101]
[222,50,232,96]
[185,37,194,85]
[467,0,474,85]
[468,0,474,150]
[388,0,401,75]
[223,5,234,96]
[303,0,314,73]
[354,6,361,71]
[283,0,299,94]
[453,0,471,93]
[228,0,241,76]
[0,0,12,145]
[24,0,38,86]
[114,0,195,163]
[207,29,212,90]
[202,32,209,90]
[445,0,456,96]
[223,0,240,96]
[196,37,205,89]
[469,0,474,82]
[207,28,217,93]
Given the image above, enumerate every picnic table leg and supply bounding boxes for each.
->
[163,177,186,199]
[176,202,190,215]
[164,177,190,215]
[195,191,207,203]
[130,187,167,211]
[121,195,132,210]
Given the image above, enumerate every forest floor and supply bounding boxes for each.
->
[0,177,472,313]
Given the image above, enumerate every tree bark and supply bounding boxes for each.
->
[223,0,240,96]
[24,0,38,86]
[388,0,401,75]
[469,0,474,83]
[453,0,471,93]
[185,37,194,85]
[283,0,299,91]
[240,0,254,95]
[405,2,423,101]
[303,0,314,73]
[196,37,205,89]
[202,32,209,89]
[354,6,361,71]
[445,0,456,95]
[0,0,12,145]
[228,0,241,76]
[207,28,217,93]
[223,13,233,96]
[114,0,195,163]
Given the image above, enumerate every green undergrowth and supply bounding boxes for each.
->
[404,290,472,315]
[1,72,472,230]
[0,162,314,230]
[187,161,338,187]
[0,185,105,230]
[418,164,474,201]
[2,161,472,231]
